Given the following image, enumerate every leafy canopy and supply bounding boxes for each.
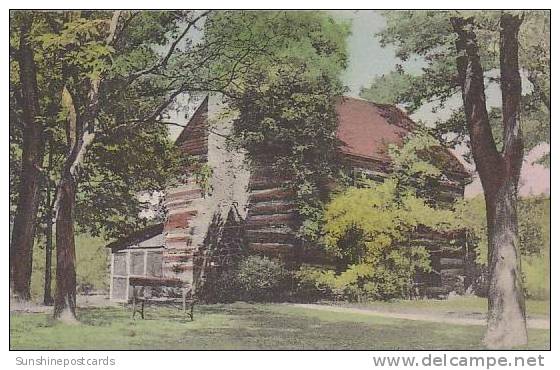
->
[206,11,350,241]
[360,11,550,163]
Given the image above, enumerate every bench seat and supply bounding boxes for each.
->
[129,276,195,320]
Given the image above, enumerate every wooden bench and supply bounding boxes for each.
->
[129,276,195,320]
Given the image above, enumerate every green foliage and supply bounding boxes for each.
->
[362,11,549,157]
[455,195,550,265]
[236,256,289,302]
[194,163,214,197]
[321,179,453,300]
[31,234,109,299]
[206,11,349,241]
[360,71,416,107]
[76,123,187,239]
[318,132,465,301]
[522,253,550,301]
[9,11,202,242]
[201,256,289,303]
[455,195,550,299]
[199,268,241,304]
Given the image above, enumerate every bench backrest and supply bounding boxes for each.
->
[129,276,188,288]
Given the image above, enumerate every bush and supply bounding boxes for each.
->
[236,256,289,302]
[321,178,454,301]
[455,195,550,300]
[523,253,550,300]
[294,265,337,301]
[295,247,431,303]
[199,268,241,304]
[200,255,290,303]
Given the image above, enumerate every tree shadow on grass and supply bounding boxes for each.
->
[12,303,548,350]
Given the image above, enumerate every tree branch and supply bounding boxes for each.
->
[126,10,211,83]
[451,16,504,193]
[500,13,524,184]
[527,71,550,111]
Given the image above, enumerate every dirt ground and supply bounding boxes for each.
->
[290,303,550,330]
[9,294,119,314]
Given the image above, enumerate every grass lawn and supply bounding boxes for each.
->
[10,302,549,350]
[340,296,550,318]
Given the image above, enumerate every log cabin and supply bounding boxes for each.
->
[107,94,471,301]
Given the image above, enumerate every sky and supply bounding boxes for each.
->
[174,10,549,198]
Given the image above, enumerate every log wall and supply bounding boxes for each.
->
[162,97,209,286]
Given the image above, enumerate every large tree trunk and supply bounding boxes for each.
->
[485,13,527,348]
[53,175,77,322]
[52,11,120,322]
[10,14,44,300]
[451,14,527,349]
[52,87,96,322]
[484,180,526,348]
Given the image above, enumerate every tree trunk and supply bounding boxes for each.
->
[451,14,527,349]
[484,181,526,348]
[53,175,78,322]
[10,14,44,300]
[43,141,54,306]
[52,11,121,321]
[484,13,527,348]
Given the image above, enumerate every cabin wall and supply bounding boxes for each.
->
[163,94,471,297]
[162,95,251,289]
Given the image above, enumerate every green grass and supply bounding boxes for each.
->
[10,302,549,350]
[340,296,550,318]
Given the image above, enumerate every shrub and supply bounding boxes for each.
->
[199,268,241,304]
[294,265,337,301]
[236,256,289,302]
[455,195,550,300]
[296,247,432,302]
[522,253,550,300]
[321,178,455,301]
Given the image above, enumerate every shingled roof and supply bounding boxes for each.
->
[335,96,469,178]
[106,223,165,252]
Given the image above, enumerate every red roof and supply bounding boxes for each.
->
[335,96,468,177]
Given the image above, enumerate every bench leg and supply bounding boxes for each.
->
[141,301,145,319]
[132,287,137,319]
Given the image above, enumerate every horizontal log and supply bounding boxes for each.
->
[164,210,198,231]
[164,240,194,250]
[248,201,296,216]
[181,147,207,156]
[129,276,186,288]
[249,179,289,191]
[248,242,295,254]
[181,141,208,152]
[163,254,192,263]
[245,213,297,228]
[245,227,296,244]
[166,188,203,202]
[440,268,464,275]
[251,165,284,178]
[439,258,464,267]
[165,234,192,244]
[180,136,207,145]
[249,187,294,203]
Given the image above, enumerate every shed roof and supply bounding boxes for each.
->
[106,223,165,252]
